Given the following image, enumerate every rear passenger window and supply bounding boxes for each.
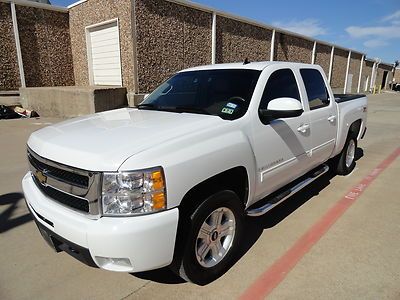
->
[300,69,329,110]
[259,69,300,109]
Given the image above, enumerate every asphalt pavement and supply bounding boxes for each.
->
[0,93,399,299]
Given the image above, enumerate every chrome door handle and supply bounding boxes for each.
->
[297,124,310,133]
[327,115,336,123]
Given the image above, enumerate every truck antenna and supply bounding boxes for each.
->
[244,58,250,65]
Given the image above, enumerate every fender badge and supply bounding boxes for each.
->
[35,170,47,185]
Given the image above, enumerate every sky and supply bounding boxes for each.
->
[53,0,400,63]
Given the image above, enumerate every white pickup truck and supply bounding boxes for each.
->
[23,61,367,285]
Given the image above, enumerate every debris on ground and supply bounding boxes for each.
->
[0,105,39,119]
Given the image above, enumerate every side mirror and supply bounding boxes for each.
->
[259,97,303,120]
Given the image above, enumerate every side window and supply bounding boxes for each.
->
[259,69,301,109]
[300,69,329,110]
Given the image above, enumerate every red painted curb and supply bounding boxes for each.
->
[240,147,400,300]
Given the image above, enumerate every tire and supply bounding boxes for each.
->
[177,190,244,285]
[335,134,357,175]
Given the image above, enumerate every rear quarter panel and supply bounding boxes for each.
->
[333,96,368,157]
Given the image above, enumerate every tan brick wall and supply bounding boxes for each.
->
[134,0,212,93]
[275,33,313,63]
[16,5,74,88]
[361,60,374,92]
[394,69,400,83]
[0,2,20,91]
[216,16,272,63]
[314,43,331,77]
[69,0,135,91]
[377,64,393,89]
[331,48,348,91]
[348,53,362,93]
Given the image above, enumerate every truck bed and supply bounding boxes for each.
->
[334,94,366,103]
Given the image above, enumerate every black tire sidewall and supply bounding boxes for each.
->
[180,190,244,285]
[338,135,357,175]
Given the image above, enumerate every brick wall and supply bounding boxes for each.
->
[0,2,20,91]
[394,69,400,83]
[216,16,272,63]
[275,33,313,63]
[16,5,74,87]
[314,43,331,77]
[348,52,362,93]
[134,0,212,93]
[377,64,393,89]
[361,60,374,92]
[331,48,348,92]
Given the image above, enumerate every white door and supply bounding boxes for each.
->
[87,20,122,86]
[299,68,337,167]
[251,68,312,201]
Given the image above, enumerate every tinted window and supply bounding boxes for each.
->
[140,69,261,120]
[259,69,300,109]
[300,69,329,110]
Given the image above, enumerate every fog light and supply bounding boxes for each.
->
[95,256,132,271]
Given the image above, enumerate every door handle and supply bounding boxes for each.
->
[297,124,310,133]
[327,115,336,123]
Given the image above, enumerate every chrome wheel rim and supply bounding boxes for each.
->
[195,207,236,268]
[346,139,356,168]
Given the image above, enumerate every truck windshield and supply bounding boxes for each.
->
[138,69,261,120]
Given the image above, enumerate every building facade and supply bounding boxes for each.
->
[0,0,395,102]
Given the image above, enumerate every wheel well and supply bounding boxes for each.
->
[348,119,362,138]
[179,166,248,217]
[170,166,249,271]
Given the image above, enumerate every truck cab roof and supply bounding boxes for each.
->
[180,61,319,72]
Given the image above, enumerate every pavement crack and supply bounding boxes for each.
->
[120,281,151,299]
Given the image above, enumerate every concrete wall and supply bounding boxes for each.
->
[275,33,313,63]
[216,16,272,63]
[16,5,75,88]
[69,0,135,91]
[314,43,331,77]
[20,86,127,117]
[134,0,212,93]
[331,48,348,92]
[0,2,20,91]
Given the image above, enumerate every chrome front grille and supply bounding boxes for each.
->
[27,148,102,216]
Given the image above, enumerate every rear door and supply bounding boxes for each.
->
[299,68,337,166]
[251,67,312,200]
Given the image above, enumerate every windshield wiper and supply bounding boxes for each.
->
[136,103,157,109]
[171,106,211,115]
[137,104,212,116]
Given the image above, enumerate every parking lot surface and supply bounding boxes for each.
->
[0,93,399,299]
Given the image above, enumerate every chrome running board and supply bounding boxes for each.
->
[246,164,329,217]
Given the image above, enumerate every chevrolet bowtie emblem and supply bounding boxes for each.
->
[35,170,47,185]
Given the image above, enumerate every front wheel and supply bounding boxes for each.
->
[335,135,357,175]
[177,190,244,285]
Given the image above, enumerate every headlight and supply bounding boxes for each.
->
[102,167,166,216]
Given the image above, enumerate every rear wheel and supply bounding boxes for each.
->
[177,190,244,285]
[335,134,357,175]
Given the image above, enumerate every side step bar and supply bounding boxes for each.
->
[246,164,330,217]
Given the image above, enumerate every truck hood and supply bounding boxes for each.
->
[28,108,224,171]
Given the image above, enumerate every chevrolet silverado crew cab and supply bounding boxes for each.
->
[23,61,367,285]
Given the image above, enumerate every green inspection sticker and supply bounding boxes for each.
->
[221,107,235,114]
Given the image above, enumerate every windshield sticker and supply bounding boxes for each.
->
[226,102,238,109]
[221,107,235,114]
